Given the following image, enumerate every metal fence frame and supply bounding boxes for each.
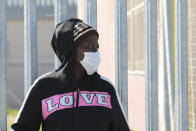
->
[144,0,158,131]
[114,0,129,121]
[174,0,189,131]
[0,0,7,130]
[24,0,38,95]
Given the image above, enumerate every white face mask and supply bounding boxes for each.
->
[80,51,101,75]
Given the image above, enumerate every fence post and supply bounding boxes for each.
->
[174,0,189,130]
[144,0,158,131]
[54,0,77,69]
[163,0,175,130]
[24,0,38,95]
[0,0,7,130]
[85,0,97,28]
[114,0,128,121]
[159,0,175,130]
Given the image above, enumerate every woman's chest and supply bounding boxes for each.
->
[41,88,113,119]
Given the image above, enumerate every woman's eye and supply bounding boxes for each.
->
[86,45,99,51]
[89,45,94,49]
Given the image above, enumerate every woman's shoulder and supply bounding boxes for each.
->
[97,75,116,91]
[99,75,113,85]
[31,70,61,90]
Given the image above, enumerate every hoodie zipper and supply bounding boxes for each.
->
[75,88,80,131]
[76,88,80,107]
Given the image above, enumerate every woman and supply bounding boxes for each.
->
[10,18,131,131]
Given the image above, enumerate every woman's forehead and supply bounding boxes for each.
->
[76,33,98,46]
[85,34,98,42]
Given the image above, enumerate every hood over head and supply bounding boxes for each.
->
[51,18,99,72]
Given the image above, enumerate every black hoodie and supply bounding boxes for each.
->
[10,18,131,131]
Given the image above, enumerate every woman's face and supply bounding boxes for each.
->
[75,33,99,63]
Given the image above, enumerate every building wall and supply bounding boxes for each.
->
[128,75,145,131]
[187,0,196,130]
[127,0,146,131]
